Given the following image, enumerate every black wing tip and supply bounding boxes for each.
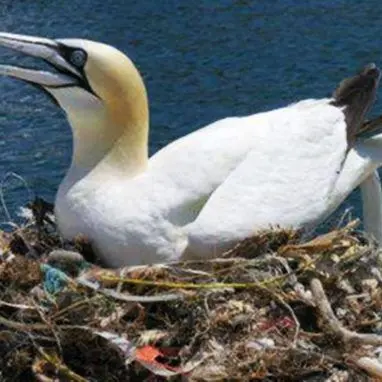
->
[360,62,379,78]
[332,63,381,104]
[331,63,381,148]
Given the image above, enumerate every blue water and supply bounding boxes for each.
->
[0,0,382,226]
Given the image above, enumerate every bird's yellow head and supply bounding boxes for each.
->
[0,32,149,174]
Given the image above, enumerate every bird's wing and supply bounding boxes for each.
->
[148,100,331,224]
[148,65,380,259]
[184,102,348,257]
[184,64,381,257]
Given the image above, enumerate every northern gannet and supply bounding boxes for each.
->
[0,32,381,266]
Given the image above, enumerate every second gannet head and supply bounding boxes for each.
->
[0,32,149,177]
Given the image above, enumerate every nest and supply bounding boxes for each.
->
[1,198,382,381]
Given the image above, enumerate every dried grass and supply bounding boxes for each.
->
[1,199,382,381]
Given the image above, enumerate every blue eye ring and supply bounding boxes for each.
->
[70,49,87,68]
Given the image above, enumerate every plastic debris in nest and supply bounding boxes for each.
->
[1,200,382,380]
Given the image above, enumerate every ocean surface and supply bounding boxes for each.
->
[0,0,382,228]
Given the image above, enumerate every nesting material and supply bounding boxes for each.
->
[1,199,382,381]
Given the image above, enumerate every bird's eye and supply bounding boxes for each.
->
[70,49,87,68]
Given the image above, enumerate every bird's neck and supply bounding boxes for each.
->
[67,97,149,184]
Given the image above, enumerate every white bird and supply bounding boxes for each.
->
[0,32,381,267]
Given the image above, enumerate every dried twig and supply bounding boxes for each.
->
[0,314,93,333]
[0,299,36,310]
[35,346,88,382]
[33,300,63,357]
[76,277,184,302]
[99,274,288,290]
[50,295,102,321]
[310,278,382,346]
[0,314,49,332]
[352,357,382,378]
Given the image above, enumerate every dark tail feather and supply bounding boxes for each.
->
[331,63,380,148]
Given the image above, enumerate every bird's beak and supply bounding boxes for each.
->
[0,32,81,87]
